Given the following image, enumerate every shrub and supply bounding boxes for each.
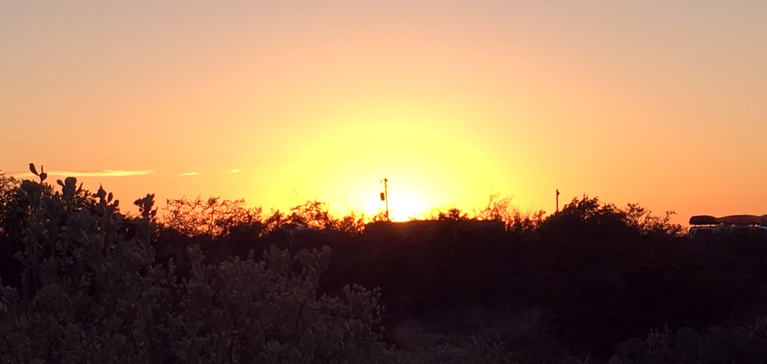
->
[0,169,386,363]
[162,196,265,239]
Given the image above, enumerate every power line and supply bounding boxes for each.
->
[0,159,29,168]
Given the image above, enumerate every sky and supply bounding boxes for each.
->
[2,1,766,223]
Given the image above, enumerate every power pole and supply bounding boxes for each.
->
[380,178,389,221]
[556,189,560,212]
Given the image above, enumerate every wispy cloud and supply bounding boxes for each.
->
[231,169,240,174]
[180,171,201,176]
[12,169,153,178]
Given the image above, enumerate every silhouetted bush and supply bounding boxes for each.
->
[0,169,387,363]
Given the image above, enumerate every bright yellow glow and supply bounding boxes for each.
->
[258,114,513,221]
[355,189,429,222]
[387,193,429,222]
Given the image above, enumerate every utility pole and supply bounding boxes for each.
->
[380,178,389,221]
[556,189,560,213]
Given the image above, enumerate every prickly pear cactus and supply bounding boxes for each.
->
[699,342,726,364]
[676,327,700,360]
[639,352,664,364]
[738,337,767,364]
[615,337,648,361]
[709,328,747,359]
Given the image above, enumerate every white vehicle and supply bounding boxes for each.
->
[689,214,767,239]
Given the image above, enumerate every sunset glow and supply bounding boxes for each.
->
[2,2,767,224]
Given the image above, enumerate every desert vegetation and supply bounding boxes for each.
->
[3,166,767,363]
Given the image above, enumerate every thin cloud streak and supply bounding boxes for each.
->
[180,172,201,176]
[12,169,154,178]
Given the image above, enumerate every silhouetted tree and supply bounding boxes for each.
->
[162,196,264,238]
[622,202,684,237]
[438,207,470,221]
[0,173,21,238]
[538,195,631,243]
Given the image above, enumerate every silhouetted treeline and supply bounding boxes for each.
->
[3,172,767,362]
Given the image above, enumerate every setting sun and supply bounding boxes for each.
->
[370,184,430,222]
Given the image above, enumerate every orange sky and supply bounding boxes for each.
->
[2,1,766,223]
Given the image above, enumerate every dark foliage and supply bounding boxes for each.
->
[4,170,767,362]
[0,171,386,363]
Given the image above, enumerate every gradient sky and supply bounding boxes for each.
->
[2,1,766,223]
